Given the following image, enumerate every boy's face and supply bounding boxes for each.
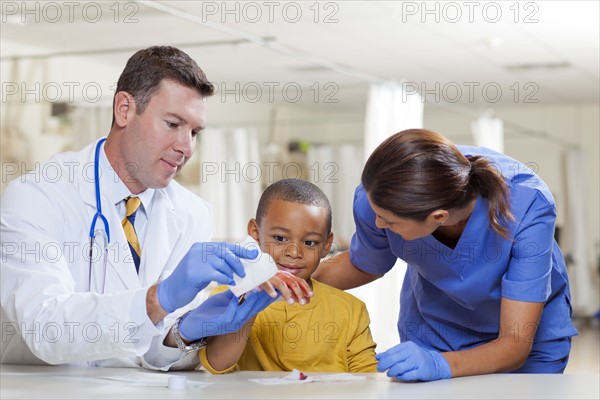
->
[248,199,333,282]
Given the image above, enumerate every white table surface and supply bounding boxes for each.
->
[1,364,598,399]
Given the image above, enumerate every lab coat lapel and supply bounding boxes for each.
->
[140,190,184,286]
[78,141,100,210]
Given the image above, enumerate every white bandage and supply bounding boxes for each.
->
[229,236,278,297]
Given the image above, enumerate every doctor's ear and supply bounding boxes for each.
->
[113,92,135,128]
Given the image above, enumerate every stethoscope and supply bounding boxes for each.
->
[88,138,110,292]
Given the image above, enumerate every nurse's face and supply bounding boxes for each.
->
[368,195,439,241]
[119,79,207,193]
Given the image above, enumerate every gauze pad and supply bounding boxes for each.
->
[229,236,278,297]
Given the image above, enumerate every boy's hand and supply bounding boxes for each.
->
[258,271,313,305]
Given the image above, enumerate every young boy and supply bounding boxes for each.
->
[199,178,378,373]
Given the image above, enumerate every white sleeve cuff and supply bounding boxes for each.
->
[128,287,163,353]
[138,287,210,370]
[140,325,200,371]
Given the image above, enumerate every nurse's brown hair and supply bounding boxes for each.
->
[362,129,513,239]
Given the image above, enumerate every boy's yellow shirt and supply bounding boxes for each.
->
[199,278,377,373]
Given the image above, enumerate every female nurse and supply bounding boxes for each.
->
[313,129,578,381]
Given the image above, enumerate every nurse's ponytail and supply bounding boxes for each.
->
[464,155,513,239]
[362,129,514,239]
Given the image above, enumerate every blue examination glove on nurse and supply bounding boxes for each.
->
[157,242,258,313]
[377,341,452,381]
[178,289,277,341]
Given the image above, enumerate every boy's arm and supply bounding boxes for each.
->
[199,273,311,373]
[347,303,378,372]
[199,317,255,374]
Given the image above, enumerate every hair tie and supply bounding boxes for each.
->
[469,161,477,177]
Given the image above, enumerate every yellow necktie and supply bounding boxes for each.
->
[122,196,141,271]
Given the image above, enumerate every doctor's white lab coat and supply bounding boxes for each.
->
[0,139,212,369]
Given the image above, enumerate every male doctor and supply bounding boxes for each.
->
[0,46,289,370]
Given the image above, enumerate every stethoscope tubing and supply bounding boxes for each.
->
[89,138,110,243]
[88,138,110,292]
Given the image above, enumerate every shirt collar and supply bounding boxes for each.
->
[136,186,156,214]
[98,140,155,210]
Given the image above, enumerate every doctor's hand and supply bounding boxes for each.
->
[157,242,258,313]
[376,341,452,382]
[178,289,277,341]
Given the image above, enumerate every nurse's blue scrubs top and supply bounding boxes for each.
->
[350,145,578,372]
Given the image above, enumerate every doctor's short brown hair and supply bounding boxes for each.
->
[111,46,214,126]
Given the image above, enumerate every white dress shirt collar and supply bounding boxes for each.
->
[98,140,155,210]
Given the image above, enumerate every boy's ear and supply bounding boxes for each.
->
[321,231,334,258]
[247,219,260,242]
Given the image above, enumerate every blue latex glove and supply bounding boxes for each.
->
[157,242,258,313]
[178,289,277,341]
[376,341,451,381]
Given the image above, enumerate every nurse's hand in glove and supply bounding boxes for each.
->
[157,242,258,313]
[178,289,277,341]
[376,341,452,382]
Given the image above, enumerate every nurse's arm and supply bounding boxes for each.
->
[442,297,544,376]
[312,251,383,290]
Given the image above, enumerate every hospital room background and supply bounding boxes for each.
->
[1,1,598,372]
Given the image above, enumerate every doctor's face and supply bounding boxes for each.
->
[248,199,333,282]
[119,79,207,193]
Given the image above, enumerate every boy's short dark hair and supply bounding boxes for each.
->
[111,46,214,126]
[256,178,332,234]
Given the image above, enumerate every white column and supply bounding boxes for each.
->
[363,81,423,161]
[471,114,504,153]
[565,149,598,316]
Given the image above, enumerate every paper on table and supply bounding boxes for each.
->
[99,371,212,388]
[249,369,366,385]
[229,235,278,297]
